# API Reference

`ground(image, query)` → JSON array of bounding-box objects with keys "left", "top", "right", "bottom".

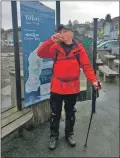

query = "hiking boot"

[
  {"left": 66, "top": 134, "right": 76, "bottom": 147},
  {"left": 49, "top": 137, "right": 58, "bottom": 150}
]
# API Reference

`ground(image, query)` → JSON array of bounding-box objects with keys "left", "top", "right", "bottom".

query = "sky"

[{"left": 1, "top": 1, "right": 119, "bottom": 30}]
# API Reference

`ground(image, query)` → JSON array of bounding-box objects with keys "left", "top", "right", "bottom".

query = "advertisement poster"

[{"left": 20, "top": 1, "right": 55, "bottom": 107}]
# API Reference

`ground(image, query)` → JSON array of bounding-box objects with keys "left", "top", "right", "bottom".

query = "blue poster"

[{"left": 20, "top": 1, "right": 55, "bottom": 107}]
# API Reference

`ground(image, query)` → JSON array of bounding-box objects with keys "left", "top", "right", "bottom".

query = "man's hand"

[
  {"left": 93, "top": 81, "right": 102, "bottom": 90},
  {"left": 51, "top": 33, "right": 63, "bottom": 43}
]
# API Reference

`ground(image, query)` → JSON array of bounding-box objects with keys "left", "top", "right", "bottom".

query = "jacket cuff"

[{"left": 92, "top": 78, "right": 98, "bottom": 83}]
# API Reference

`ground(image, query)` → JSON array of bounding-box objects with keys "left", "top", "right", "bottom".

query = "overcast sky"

[{"left": 1, "top": 1, "right": 119, "bottom": 30}]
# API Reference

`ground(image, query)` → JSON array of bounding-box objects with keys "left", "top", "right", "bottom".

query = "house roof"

[
  {"left": 98, "top": 19, "right": 105, "bottom": 28},
  {"left": 2, "top": 27, "right": 21, "bottom": 39},
  {"left": 103, "top": 16, "right": 119, "bottom": 28},
  {"left": 4, "top": 27, "right": 21, "bottom": 35}
]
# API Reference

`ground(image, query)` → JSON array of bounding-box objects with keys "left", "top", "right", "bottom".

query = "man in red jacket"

[{"left": 37, "top": 24, "right": 99, "bottom": 150}]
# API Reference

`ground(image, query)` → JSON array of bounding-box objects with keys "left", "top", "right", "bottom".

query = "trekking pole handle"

[
  {"left": 98, "top": 81, "right": 102, "bottom": 89},
  {"left": 96, "top": 81, "right": 102, "bottom": 98}
]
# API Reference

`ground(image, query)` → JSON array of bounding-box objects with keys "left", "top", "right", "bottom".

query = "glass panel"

[
  {"left": 1, "top": 1, "right": 22, "bottom": 110},
  {"left": 1, "top": 1, "right": 14, "bottom": 110}
]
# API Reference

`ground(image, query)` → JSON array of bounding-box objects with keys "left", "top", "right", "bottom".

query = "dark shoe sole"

[
  {"left": 69, "top": 143, "right": 76, "bottom": 147},
  {"left": 49, "top": 146, "right": 56, "bottom": 150}
]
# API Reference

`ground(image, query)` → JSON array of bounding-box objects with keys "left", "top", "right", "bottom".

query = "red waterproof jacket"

[{"left": 37, "top": 39, "right": 97, "bottom": 94}]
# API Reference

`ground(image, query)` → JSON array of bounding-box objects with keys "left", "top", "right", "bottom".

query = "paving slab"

[{"left": 1, "top": 82, "right": 119, "bottom": 157}]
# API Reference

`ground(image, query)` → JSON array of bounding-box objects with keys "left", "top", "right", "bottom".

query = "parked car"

[
  {"left": 97, "top": 40, "right": 119, "bottom": 50},
  {"left": 97, "top": 39, "right": 106, "bottom": 46}
]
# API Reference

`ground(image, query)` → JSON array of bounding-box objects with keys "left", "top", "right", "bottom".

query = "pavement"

[{"left": 1, "top": 82, "right": 119, "bottom": 157}]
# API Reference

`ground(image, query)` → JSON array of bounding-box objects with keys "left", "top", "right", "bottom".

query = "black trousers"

[{"left": 50, "top": 92, "right": 78, "bottom": 138}]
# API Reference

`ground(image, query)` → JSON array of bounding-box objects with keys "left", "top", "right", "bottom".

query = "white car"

[{"left": 97, "top": 40, "right": 119, "bottom": 50}]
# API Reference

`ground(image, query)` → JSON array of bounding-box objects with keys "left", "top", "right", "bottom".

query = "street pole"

[
  {"left": 11, "top": 1, "right": 22, "bottom": 111},
  {"left": 56, "top": 1, "right": 60, "bottom": 30},
  {"left": 92, "top": 18, "right": 98, "bottom": 113}
]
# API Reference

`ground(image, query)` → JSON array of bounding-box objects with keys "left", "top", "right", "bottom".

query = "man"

[{"left": 37, "top": 24, "right": 99, "bottom": 150}]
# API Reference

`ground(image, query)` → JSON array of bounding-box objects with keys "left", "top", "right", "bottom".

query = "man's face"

[{"left": 59, "top": 28, "right": 73, "bottom": 42}]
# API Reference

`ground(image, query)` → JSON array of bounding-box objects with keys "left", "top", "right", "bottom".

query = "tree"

[
  {"left": 73, "top": 29, "right": 81, "bottom": 42},
  {"left": 73, "top": 20, "right": 79, "bottom": 25},
  {"left": 85, "top": 21, "right": 90, "bottom": 25},
  {"left": 68, "top": 19, "right": 72, "bottom": 26},
  {"left": 72, "top": 20, "right": 79, "bottom": 31},
  {"left": 105, "top": 14, "right": 112, "bottom": 23},
  {"left": 1, "top": 28, "right": 5, "bottom": 34},
  {"left": 84, "top": 24, "right": 91, "bottom": 30}
]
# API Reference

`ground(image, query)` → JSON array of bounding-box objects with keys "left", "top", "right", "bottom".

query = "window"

[
  {"left": 102, "top": 41, "right": 119, "bottom": 48},
  {"left": 114, "top": 23, "right": 118, "bottom": 30}
]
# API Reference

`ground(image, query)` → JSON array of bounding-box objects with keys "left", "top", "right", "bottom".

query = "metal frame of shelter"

[{"left": 11, "top": 1, "right": 98, "bottom": 113}]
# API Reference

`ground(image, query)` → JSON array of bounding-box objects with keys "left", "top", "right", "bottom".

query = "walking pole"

[
  {"left": 83, "top": 18, "right": 99, "bottom": 150},
  {"left": 83, "top": 105, "right": 94, "bottom": 149},
  {"left": 83, "top": 82, "right": 101, "bottom": 150}
]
